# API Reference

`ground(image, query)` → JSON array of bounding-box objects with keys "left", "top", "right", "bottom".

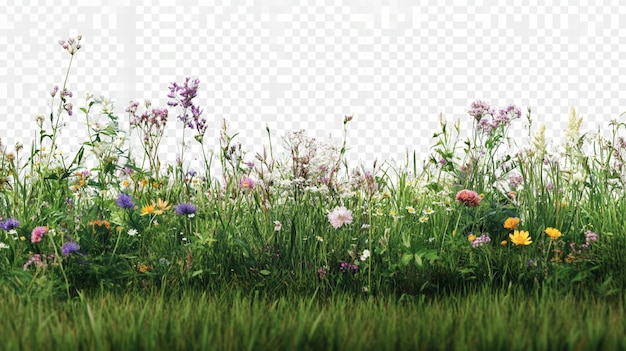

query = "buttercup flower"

[
  {"left": 455, "top": 189, "right": 481, "bottom": 207},
  {"left": 509, "top": 230, "right": 532, "bottom": 246},
  {"left": 327, "top": 206, "right": 353, "bottom": 229},
  {"left": 544, "top": 227, "right": 562, "bottom": 240},
  {"left": 504, "top": 217, "right": 520, "bottom": 230}
]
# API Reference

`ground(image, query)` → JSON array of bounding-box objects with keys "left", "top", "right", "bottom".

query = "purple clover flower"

[
  {"left": 1, "top": 217, "right": 20, "bottom": 231},
  {"left": 62, "top": 241, "right": 80, "bottom": 256},
  {"left": 175, "top": 202, "right": 197, "bottom": 216},
  {"left": 116, "top": 193, "right": 135, "bottom": 209}
]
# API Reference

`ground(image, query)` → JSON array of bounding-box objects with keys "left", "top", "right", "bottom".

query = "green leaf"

[
  {"left": 400, "top": 253, "right": 413, "bottom": 266},
  {"left": 260, "top": 270, "right": 271, "bottom": 276}
]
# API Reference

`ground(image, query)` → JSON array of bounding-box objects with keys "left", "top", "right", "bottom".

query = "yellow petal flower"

[
  {"left": 503, "top": 217, "right": 520, "bottom": 230},
  {"left": 140, "top": 204, "right": 155, "bottom": 216},
  {"left": 544, "top": 227, "right": 562, "bottom": 240},
  {"left": 509, "top": 230, "right": 532, "bottom": 246}
]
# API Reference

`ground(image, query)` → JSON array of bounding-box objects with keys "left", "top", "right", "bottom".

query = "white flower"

[
  {"left": 0, "top": 242, "right": 9, "bottom": 249},
  {"left": 328, "top": 206, "right": 353, "bottom": 229},
  {"left": 128, "top": 228, "right": 138, "bottom": 236},
  {"left": 274, "top": 221, "right": 282, "bottom": 232},
  {"left": 360, "top": 249, "right": 371, "bottom": 261}
]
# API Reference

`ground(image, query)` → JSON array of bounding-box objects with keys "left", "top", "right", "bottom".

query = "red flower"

[{"left": 455, "top": 189, "right": 481, "bottom": 207}]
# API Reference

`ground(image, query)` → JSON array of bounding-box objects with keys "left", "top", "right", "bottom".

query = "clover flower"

[
  {"left": 1, "top": 217, "right": 20, "bottom": 231},
  {"left": 327, "top": 206, "right": 353, "bottom": 229}
]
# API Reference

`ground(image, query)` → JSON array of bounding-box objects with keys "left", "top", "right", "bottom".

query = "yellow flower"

[
  {"left": 154, "top": 198, "right": 172, "bottom": 215},
  {"left": 140, "top": 178, "right": 149, "bottom": 187},
  {"left": 468, "top": 234, "right": 476, "bottom": 242},
  {"left": 140, "top": 204, "right": 155, "bottom": 216},
  {"left": 504, "top": 217, "right": 520, "bottom": 230},
  {"left": 509, "top": 230, "right": 532, "bottom": 246},
  {"left": 138, "top": 262, "right": 152, "bottom": 273},
  {"left": 544, "top": 227, "right": 562, "bottom": 240}
]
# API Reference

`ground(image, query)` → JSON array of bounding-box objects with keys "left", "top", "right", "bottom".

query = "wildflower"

[
  {"left": 419, "top": 216, "right": 428, "bottom": 223},
  {"left": 317, "top": 266, "right": 327, "bottom": 278},
  {"left": 423, "top": 208, "right": 434, "bottom": 215},
  {"left": 175, "top": 202, "right": 197, "bottom": 217},
  {"left": 140, "top": 204, "right": 156, "bottom": 216},
  {"left": 468, "top": 234, "right": 476, "bottom": 242},
  {"left": 0, "top": 242, "right": 9, "bottom": 249},
  {"left": 455, "top": 189, "right": 481, "bottom": 207},
  {"left": 316, "top": 236, "right": 324, "bottom": 242},
  {"left": 274, "top": 220, "right": 282, "bottom": 232},
  {"left": 23, "top": 254, "right": 45, "bottom": 270},
  {"left": 128, "top": 228, "right": 138, "bottom": 236},
  {"left": 405, "top": 206, "right": 416, "bottom": 214},
  {"left": 565, "top": 254, "right": 575, "bottom": 264},
  {"left": 119, "top": 179, "right": 131, "bottom": 189},
  {"left": 327, "top": 206, "right": 353, "bottom": 229},
  {"left": 509, "top": 230, "right": 532, "bottom": 246},
  {"left": 31, "top": 226, "right": 48, "bottom": 243},
  {"left": 472, "top": 234, "right": 491, "bottom": 248},
  {"left": 240, "top": 176, "right": 255, "bottom": 190},
  {"left": 1, "top": 217, "right": 20, "bottom": 231},
  {"left": 61, "top": 241, "right": 80, "bottom": 256},
  {"left": 585, "top": 230, "right": 598, "bottom": 242},
  {"left": 503, "top": 217, "right": 520, "bottom": 230},
  {"left": 500, "top": 240, "right": 507, "bottom": 246},
  {"left": 544, "top": 227, "right": 562, "bottom": 240},
  {"left": 137, "top": 262, "right": 152, "bottom": 273},
  {"left": 468, "top": 100, "right": 495, "bottom": 121},
  {"left": 154, "top": 198, "right": 172, "bottom": 214},
  {"left": 116, "top": 193, "right": 135, "bottom": 209},
  {"left": 59, "top": 36, "right": 82, "bottom": 55},
  {"left": 360, "top": 249, "right": 371, "bottom": 261}
]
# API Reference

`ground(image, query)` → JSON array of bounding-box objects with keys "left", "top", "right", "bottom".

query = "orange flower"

[
  {"left": 500, "top": 240, "right": 507, "bottom": 246},
  {"left": 504, "top": 217, "right": 520, "bottom": 230},
  {"left": 544, "top": 227, "right": 562, "bottom": 240},
  {"left": 468, "top": 234, "right": 476, "bottom": 242},
  {"left": 140, "top": 204, "right": 155, "bottom": 216}
]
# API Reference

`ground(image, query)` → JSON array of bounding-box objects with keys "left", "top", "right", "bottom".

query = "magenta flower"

[
  {"left": 240, "top": 176, "right": 255, "bottom": 190},
  {"left": 327, "top": 206, "right": 353, "bottom": 229},
  {"left": 31, "top": 226, "right": 48, "bottom": 243}
]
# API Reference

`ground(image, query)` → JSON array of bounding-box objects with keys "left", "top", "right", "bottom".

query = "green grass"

[{"left": 2, "top": 287, "right": 624, "bottom": 351}]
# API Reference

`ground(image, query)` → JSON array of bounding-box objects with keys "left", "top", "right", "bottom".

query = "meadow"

[{"left": 2, "top": 36, "right": 626, "bottom": 350}]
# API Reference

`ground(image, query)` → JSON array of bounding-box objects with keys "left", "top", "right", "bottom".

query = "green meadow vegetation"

[{"left": 2, "top": 35, "right": 626, "bottom": 350}]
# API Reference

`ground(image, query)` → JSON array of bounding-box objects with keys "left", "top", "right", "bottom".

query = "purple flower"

[
  {"left": 175, "top": 202, "right": 197, "bottom": 216},
  {"left": 116, "top": 193, "right": 135, "bottom": 209},
  {"left": 240, "top": 176, "right": 255, "bottom": 190},
  {"left": 62, "top": 241, "right": 80, "bottom": 256},
  {"left": 468, "top": 100, "right": 495, "bottom": 121},
  {"left": 472, "top": 233, "right": 491, "bottom": 248},
  {"left": 1, "top": 218, "right": 20, "bottom": 231},
  {"left": 168, "top": 77, "right": 207, "bottom": 139}
]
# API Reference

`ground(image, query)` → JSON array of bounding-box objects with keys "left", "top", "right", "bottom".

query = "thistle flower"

[
  {"left": 327, "top": 206, "right": 353, "bottom": 229},
  {"left": 0, "top": 217, "right": 20, "bottom": 231},
  {"left": 175, "top": 202, "right": 197, "bottom": 216},
  {"left": 115, "top": 193, "right": 135, "bottom": 209},
  {"left": 61, "top": 241, "right": 80, "bottom": 256}
]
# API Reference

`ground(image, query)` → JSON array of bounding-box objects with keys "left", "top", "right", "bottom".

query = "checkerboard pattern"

[{"left": 0, "top": 0, "right": 624, "bottom": 174}]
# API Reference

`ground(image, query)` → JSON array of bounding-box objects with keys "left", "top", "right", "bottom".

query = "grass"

[
  {"left": 2, "top": 35, "right": 626, "bottom": 350},
  {"left": 2, "top": 287, "right": 625, "bottom": 351}
]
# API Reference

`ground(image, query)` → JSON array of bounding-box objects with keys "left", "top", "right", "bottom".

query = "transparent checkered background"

[{"left": 0, "top": 1, "right": 624, "bottom": 175}]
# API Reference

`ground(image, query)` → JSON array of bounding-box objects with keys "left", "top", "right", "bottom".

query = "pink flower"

[
  {"left": 455, "top": 189, "right": 482, "bottom": 207},
  {"left": 327, "top": 206, "right": 353, "bottom": 229},
  {"left": 31, "top": 226, "right": 48, "bottom": 243},
  {"left": 240, "top": 176, "right": 255, "bottom": 190}
]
